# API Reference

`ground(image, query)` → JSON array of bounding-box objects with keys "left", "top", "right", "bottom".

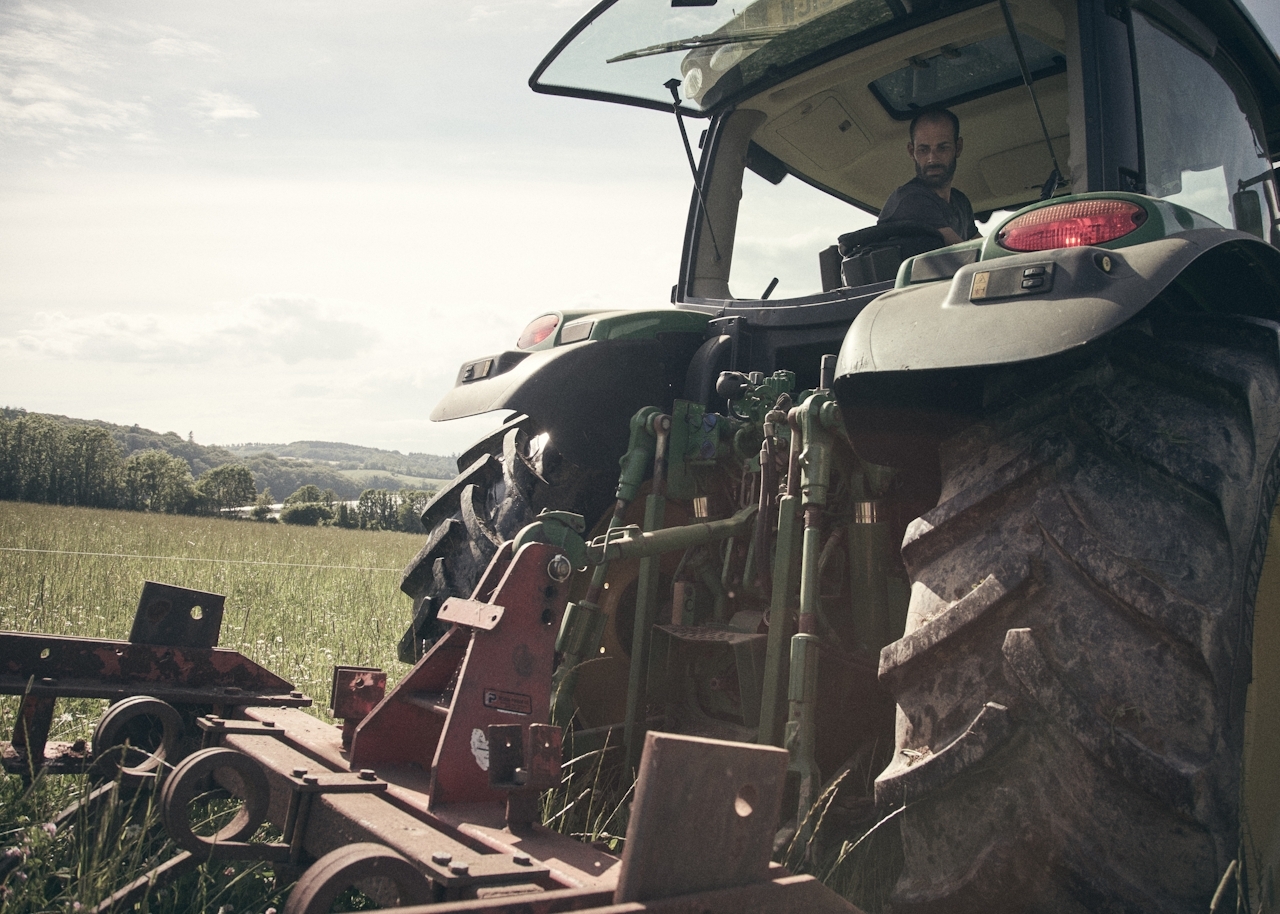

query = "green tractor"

[{"left": 400, "top": 0, "right": 1280, "bottom": 908}]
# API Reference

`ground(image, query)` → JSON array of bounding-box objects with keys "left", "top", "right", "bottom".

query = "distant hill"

[
  {"left": 1, "top": 408, "right": 456, "bottom": 500},
  {"left": 1, "top": 407, "right": 239, "bottom": 477},
  {"left": 222, "top": 441, "right": 458, "bottom": 480}
]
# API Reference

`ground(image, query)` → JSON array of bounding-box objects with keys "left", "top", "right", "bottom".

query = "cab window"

[
  {"left": 1132, "top": 9, "right": 1275, "bottom": 237},
  {"left": 705, "top": 0, "right": 1080, "bottom": 302},
  {"left": 728, "top": 168, "right": 872, "bottom": 300}
]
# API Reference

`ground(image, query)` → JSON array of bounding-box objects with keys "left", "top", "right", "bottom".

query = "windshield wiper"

[{"left": 607, "top": 26, "right": 787, "bottom": 63}]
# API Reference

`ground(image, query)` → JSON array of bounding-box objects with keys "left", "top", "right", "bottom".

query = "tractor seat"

[{"left": 832, "top": 222, "right": 946, "bottom": 288}]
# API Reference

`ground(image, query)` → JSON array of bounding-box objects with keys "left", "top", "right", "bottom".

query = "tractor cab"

[{"left": 533, "top": 0, "right": 1279, "bottom": 321}]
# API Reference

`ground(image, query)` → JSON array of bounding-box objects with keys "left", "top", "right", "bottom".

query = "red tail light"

[
  {"left": 516, "top": 314, "right": 559, "bottom": 349},
  {"left": 997, "top": 200, "right": 1147, "bottom": 252}
]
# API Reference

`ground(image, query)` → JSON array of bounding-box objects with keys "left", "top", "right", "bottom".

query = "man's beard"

[{"left": 916, "top": 157, "right": 956, "bottom": 189}]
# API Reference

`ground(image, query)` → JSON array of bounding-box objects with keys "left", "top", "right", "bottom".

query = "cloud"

[
  {"left": 0, "top": 4, "right": 151, "bottom": 145},
  {"left": 189, "top": 90, "right": 259, "bottom": 121},
  {"left": 147, "top": 36, "right": 217, "bottom": 59},
  {"left": 5, "top": 296, "right": 379, "bottom": 364},
  {"left": 0, "top": 72, "right": 148, "bottom": 135},
  {"left": 0, "top": 5, "right": 104, "bottom": 74},
  {"left": 0, "top": 4, "right": 245, "bottom": 151}
]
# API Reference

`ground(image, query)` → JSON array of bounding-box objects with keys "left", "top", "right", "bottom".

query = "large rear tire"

[
  {"left": 877, "top": 315, "right": 1280, "bottom": 912},
  {"left": 397, "top": 417, "right": 614, "bottom": 662}
]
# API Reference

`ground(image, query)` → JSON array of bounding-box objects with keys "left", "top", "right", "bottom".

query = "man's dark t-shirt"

[{"left": 879, "top": 177, "right": 978, "bottom": 241}]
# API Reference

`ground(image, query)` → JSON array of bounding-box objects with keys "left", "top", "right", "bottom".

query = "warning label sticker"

[{"left": 483, "top": 688, "right": 533, "bottom": 715}]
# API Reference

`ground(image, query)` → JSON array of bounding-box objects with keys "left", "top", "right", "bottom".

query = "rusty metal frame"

[{"left": 1, "top": 581, "right": 308, "bottom": 776}]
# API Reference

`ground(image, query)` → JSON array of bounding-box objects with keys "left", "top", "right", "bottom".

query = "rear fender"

[
  {"left": 432, "top": 309, "right": 708, "bottom": 470},
  {"left": 834, "top": 229, "right": 1280, "bottom": 465},
  {"left": 837, "top": 229, "right": 1280, "bottom": 377}
]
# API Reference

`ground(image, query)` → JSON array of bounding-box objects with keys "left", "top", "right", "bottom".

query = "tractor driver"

[{"left": 878, "top": 108, "right": 978, "bottom": 245}]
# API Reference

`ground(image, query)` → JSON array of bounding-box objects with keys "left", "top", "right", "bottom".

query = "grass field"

[
  {"left": 0, "top": 501, "right": 422, "bottom": 699},
  {"left": 0, "top": 501, "right": 425, "bottom": 912}
]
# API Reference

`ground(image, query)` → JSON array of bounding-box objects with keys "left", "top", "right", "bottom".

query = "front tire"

[{"left": 877, "top": 315, "right": 1280, "bottom": 912}]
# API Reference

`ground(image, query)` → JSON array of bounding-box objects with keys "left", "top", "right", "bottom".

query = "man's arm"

[{"left": 879, "top": 186, "right": 961, "bottom": 244}]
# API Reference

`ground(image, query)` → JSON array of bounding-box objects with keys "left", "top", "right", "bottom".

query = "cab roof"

[{"left": 530, "top": 0, "right": 1280, "bottom": 152}]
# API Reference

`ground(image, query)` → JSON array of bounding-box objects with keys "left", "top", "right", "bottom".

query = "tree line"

[
  {"left": 276, "top": 485, "right": 433, "bottom": 533},
  {"left": 0, "top": 412, "right": 254, "bottom": 514},
  {"left": 0, "top": 412, "right": 436, "bottom": 532}
]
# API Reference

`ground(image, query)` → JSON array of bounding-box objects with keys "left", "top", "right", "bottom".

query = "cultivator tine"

[
  {"left": 10, "top": 692, "right": 56, "bottom": 778},
  {"left": 90, "top": 851, "right": 200, "bottom": 914},
  {"left": 52, "top": 781, "right": 117, "bottom": 831}
]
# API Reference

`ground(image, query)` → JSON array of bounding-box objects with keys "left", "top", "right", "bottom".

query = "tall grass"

[
  {"left": 0, "top": 502, "right": 421, "bottom": 700},
  {"left": 0, "top": 502, "right": 422, "bottom": 912}
]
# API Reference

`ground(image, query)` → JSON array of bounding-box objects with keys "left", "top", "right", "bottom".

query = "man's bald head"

[{"left": 909, "top": 109, "right": 960, "bottom": 144}]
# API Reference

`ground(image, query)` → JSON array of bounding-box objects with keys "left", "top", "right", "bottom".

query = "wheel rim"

[{"left": 91, "top": 695, "right": 183, "bottom": 781}]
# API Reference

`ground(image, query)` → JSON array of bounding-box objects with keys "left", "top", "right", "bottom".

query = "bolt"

[
  {"left": 431, "top": 852, "right": 453, "bottom": 865},
  {"left": 358, "top": 769, "right": 376, "bottom": 780},
  {"left": 261, "top": 720, "right": 276, "bottom": 727},
  {"left": 292, "top": 768, "right": 308, "bottom": 778},
  {"left": 449, "top": 861, "right": 470, "bottom": 875},
  {"left": 290, "top": 691, "right": 303, "bottom": 699},
  {"left": 547, "top": 554, "right": 572, "bottom": 583},
  {"left": 513, "top": 853, "right": 531, "bottom": 866},
  {"left": 302, "top": 774, "right": 319, "bottom": 785},
  {"left": 210, "top": 718, "right": 226, "bottom": 728}
]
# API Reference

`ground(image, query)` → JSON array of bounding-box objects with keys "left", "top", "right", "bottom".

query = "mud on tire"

[
  {"left": 877, "top": 315, "right": 1280, "bottom": 912},
  {"left": 397, "top": 416, "right": 613, "bottom": 662}
]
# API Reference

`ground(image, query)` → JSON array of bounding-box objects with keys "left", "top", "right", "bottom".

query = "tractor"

[{"left": 398, "top": 0, "right": 1280, "bottom": 909}]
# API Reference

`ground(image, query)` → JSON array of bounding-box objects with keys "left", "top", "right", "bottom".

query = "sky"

[
  {"left": 0, "top": 1, "right": 695, "bottom": 455},
  {"left": 2, "top": 0, "right": 1278, "bottom": 457}
]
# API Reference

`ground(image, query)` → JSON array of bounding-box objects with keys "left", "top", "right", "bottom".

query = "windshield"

[{"left": 532, "top": 0, "right": 979, "bottom": 115}]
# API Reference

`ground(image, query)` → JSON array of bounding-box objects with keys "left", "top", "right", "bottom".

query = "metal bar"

[
  {"left": 91, "top": 850, "right": 198, "bottom": 913},
  {"left": 349, "top": 873, "right": 857, "bottom": 913},
  {"left": 757, "top": 495, "right": 800, "bottom": 748},
  {"left": 0, "top": 632, "right": 303, "bottom": 704},
  {"left": 997, "top": 0, "right": 1063, "bottom": 187},
  {"left": 624, "top": 416, "right": 672, "bottom": 771},
  {"left": 586, "top": 506, "right": 757, "bottom": 565},
  {"left": 12, "top": 693, "right": 56, "bottom": 768},
  {"left": 785, "top": 394, "right": 839, "bottom": 825},
  {"left": 220, "top": 726, "right": 553, "bottom": 893}
]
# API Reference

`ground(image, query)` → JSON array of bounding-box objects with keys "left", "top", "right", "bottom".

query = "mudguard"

[
  {"left": 431, "top": 309, "right": 708, "bottom": 470},
  {"left": 833, "top": 224, "right": 1280, "bottom": 466},
  {"left": 835, "top": 228, "right": 1280, "bottom": 378}
]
